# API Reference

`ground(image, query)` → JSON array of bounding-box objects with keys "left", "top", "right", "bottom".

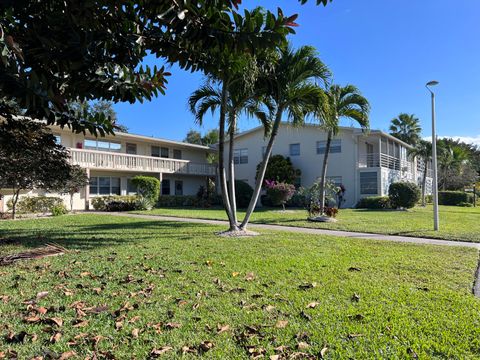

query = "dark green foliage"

[
  {"left": 158, "top": 195, "right": 222, "bottom": 208},
  {"left": 91, "top": 196, "right": 138, "bottom": 212},
  {"left": 130, "top": 176, "right": 160, "bottom": 203},
  {"left": 388, "top": 182, "right": 421, "bottom": 209},
  {"left": 438, "top": 191, "right": 473, "bottom": 206},
  {"left": 355, "top": 196, "right": 392, "bottom": 210},
  {"left": 257, "top": 155, "right": 301, "bottom": 184},
  {"left": 231, "top": 180, "right": 254, "bottom": 208},
  {"left": 7, "top": 196, "right": 64, "bottom": 214}
]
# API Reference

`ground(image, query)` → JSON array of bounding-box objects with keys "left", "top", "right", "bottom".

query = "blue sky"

[{"left": 114, "top": 0, "right": 480, "bottom": 145}]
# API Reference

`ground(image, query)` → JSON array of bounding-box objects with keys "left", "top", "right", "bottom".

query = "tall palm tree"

[
  {"left": 189, "top": 79, "right": 269, "bottom": 228},
  {"left": 409, "top": 140, "right": 432, "bottom": 206},
  {"left": 316, "top": 84, "right": 370, "bottom": 214},
  {"left": 240, "top": 45, "right": 331, "bottom": 230},
  {"left": 389, "top": 113, "right": 421, "bottom": 145}
]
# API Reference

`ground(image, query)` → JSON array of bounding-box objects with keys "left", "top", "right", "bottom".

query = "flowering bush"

[
  {"left": 264, "top": 180, "right": 296, "bottom": 210},
  {"left": 324, "top": 206, "right": 339, "bottom": 218}
]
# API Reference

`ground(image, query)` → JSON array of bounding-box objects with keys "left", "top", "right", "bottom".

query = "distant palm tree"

[
  {"left": 409, "top": 140, "right": 432, "bottom": 206},
  {"left": 240, "top": 45, "right": 331, "bottom": 230},
  {"left": 389, "top": 113, "right": 421, "bottom": 145},
  {"left": 438, "top": 143, "right": 469, "bottom": 190},
  {"left": 316, "top": 84, "right": 370, "bottom": 214}
]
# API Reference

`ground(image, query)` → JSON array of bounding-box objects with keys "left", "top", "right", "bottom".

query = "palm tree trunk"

[
  {"left": 319, "top": 130, "right": 333, "bottom": 214},
  {"left": 217, "top": 80, "right": 236, "bottom": 231},
  {"left": 240, "top": 108, "right": 283, "bottom": 230},
  {"left": 421, "top": 163, "right": 427, "bottom": 207},
  {"left": 228, "top": 112, "right": 237, "bottom": 224}
]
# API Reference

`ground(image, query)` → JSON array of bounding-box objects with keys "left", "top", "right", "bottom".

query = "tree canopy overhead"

[{"left": 1, "top": 1, "right": 331, "bottom": 135}]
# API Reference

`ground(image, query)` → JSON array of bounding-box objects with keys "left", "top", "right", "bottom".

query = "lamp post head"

[{"left": 426, "top": 80, "right": 439, "bottom": 87}]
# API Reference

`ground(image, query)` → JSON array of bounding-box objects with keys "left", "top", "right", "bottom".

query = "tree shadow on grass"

[{"left": 0, "top": 219, "right": 217, "bottom": 252}]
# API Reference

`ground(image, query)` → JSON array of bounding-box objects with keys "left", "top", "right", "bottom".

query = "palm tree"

[
  {"left": 389, "top": 113, "right": 421, "bottom": 145},
  {"left": 438, "top": 143, "right": 469, "bottom": 190},
  {"left": 316, "top": 84, "right": 370, "bottom": 215},
  {"left": 240, "top": 45, "right": 331, "bottom": 230},
  {"left": 409, "top": 140, "right": 432, "bottom": 206},
  {"left": 189, "top": 78, "right": 269, "bottom": 228}
]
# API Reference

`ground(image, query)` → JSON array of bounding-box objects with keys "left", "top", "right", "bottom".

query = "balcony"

[
  {"left": 358, "top": 153, "right": 415, "bottom": 173},
  {"left": 69, "top": 148, "right": 216, "bottom": 176}
]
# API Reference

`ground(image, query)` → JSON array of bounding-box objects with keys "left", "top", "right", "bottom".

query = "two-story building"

[
  {"left": 225, "top": 123, "right": 433, "bottom": 208},
  {"left": 0, "top": 125, "right": 216, "bottom": 212}
]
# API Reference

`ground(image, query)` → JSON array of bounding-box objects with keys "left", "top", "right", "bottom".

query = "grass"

[
  {"left": 1, "top": 214, "right": 480, "bottom": 358},
  {"left": 133, "top": 205, "right": 480, "bottom": 242}
]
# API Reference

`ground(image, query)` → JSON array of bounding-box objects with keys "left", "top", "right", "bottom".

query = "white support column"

[
  {"left": 159, "top": 172, "right": 163, "bottom": 195},
  {"left": 85, "top": 168, "right": 90, "bottom": 210}
]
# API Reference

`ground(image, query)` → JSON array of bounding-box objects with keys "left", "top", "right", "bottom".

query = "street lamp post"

[{"left": 426, "top": 80, "right": 439, "bottom": 231}]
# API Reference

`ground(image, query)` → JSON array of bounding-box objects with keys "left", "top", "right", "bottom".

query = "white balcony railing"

[
  {"left": 358, "top": 153, "right": 415, "bottom": 173},
  {"left": 69, "top": 148, "right": 216, "bottom": 176}
]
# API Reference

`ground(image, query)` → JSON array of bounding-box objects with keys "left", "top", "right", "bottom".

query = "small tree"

[
  {"left": 264, "top": 180, "right": 295, "bottom": 210},
  {"left": 388, "top": 182, "right": 420, "bottom": 209},
  {"left": 60, "top": 166, "right": 89, "bottom": 211},
  {"left": 131, "top": 176, "right": 160, "bottom": 205},
  {"left": 256, "top": 155, "right": 301, "bottom": 185},
  {"left": 0, "top": 119, "right": 72, "bottom": 219}
]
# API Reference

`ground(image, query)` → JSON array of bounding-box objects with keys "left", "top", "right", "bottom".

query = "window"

[
  {"left": 127, "top": 178, "right": 137, "bottom": 195},
  {"left": 126, "top": 143, "right": 137, "bottom": 155},
  {"left": 89, "top": 177, "right": 121, "bottom": 196},
  {"left": 289, "top": 143, "right": 300, "bottom": 156},
  {"left": 161, "top": 147, "right": 169, "bottom": 158},
  {"left": 234, "top": 149, "right": 248, "bottom": 164},
  {"left": 175, "top": 180, "right": 183, "bottom": 195},
  {"left": 54, "top": 135, "right": 61, "bottom": 145},
  {"left": 317, "top": 139, "right": 341, "bottom": 154},
  {"left": 327, "top": 176, "right": 343, "bottom": 187},
  {"left": 151, "top": 146, "right": 160, "bottom": 157},
  {"left": 84, "top": 139, "right": 121, "bottom": 152},
  {"left": 161, "top": 179, "right": 170, "bottom": 195},
  {"left": 173, "top": 149, "right": 182, "bottom": 159},
  {"left": 360, "top": 172, "right": 378, "bottom": 195}
]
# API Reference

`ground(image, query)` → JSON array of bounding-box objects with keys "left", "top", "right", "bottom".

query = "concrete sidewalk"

[{"left": 91, "top": 212, "right": 480, "bottom": 250}]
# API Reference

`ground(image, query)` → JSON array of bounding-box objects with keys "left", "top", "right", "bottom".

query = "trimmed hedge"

[
  {"left": 130, "top": 176, "right": 160, "bottom": 203},
  {"left": 355, "top": 196, "right": 392, "bottom": 209},
  {"left": 91, "top": 196, "right": 138, "bottom": 211},
  {"left": 389, "top": 182, "right": 420, "bottom": 209},
  {"left": 228, "top": 180, "right": 253, "bottom": 208},
  {"left": 438, "top": 191, "right": 473, "bottom": 206},
  {"left": 157, "top": 194, "right": 222, "bottom": 208},
  {"left": 7, "top": 196, "right": 64, "bottom": 214}
]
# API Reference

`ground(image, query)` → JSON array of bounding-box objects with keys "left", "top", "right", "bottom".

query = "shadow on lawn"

[{"left": 0, "top": 219, "right": 214, "bottom": 251}]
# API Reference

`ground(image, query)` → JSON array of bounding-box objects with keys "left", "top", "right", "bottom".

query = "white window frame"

[
  {"left": 234, "top": 148, "right": 248, "bottom": 164},
  {"left": 317, "top": 139, "right": 341, "bottom": 154},
  {"left": 327, "top": 176, "right": 343, "bottom": 187},
  {"left": 360, "top": 172, "right": 378, "bottom": 195},
  {"left": 89, "top": 176, "right": 121, "bottom": 196},
  {"left": 289, "top": 143, "right": 300, "bottom": 156},
  {"left": 84, "top": 139, "right": 121, "bottom": 152}
]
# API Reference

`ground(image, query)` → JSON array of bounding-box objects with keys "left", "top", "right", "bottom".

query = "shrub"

[
  {"left": 438, "top": 191, "right": 473, "bottom": 206},
  {"left": 130, "top": 176, "right": 160, "bottom": 203},
  {"left": 458, "top": 202, "right": 474, "bottom": 207},
  {"left": 135, "top": 197, "right": 154, "bottom": 211},
  {"left": 264, "top": 180, "right": 296, "bottom": 210},
  {"left": 91, "top": 196, "right": 138, "bottom": 211},
  {"left": 425, "top": 194, "right": 433, "bottom": 204},
  {"left": 286, "top": 192, "right": 307, "bottom": 208},
  {"left": 157, "top": 195, "right": 222, "bottom": 208},
  {"left": 355, "top": 196, "right": 392, "bottom": 209},
  {"left": 256, "top": 155, "right": 301, "bottom": 185},
  {"left": 51, "top": 204, "right": 68, "bottom": 216},
  {"left": 324, "top": 206, "right": 338, "bottom": 218},
  {"left": 229, "top": 180, "right": 253, "bottom": 209},
  {"left": 7, "top": 196, "right": 64, "bottom": 214},
  {"left": 388, "top": 182, "right": 420, "bottom": 209}
]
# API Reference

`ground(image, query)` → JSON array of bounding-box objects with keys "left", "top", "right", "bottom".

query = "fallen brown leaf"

[
  {"left": 245, "top": 272, "right": 255, "bottom": 281},
  {"left": 320, "top": 346, "right": 329, "bottom": 358},
  {"left": 36, "top": 291, "right": 49, "bottom": 299},
  {"left": 217, "top": 324, "right": 230, "bottom": 334},
  {"left": 298, "top": 282, "right": 317, "bottom": 290},
  {"left": 275, "top": 320, "right": 288, "bottom": 329},
  {"left": 59, "top": 351, "right": 76, "bottom": 360},
  {"left": 165, "top": 322, "right": 181, "bottom": 330},
  {"left": 297, "top": 341, "right": 310, "bottom": 350},
  {"left": 131, "top": 328, "right": 140, "bottom": 338},
  {"left": 50, "top": 332, "right": 62, "bottom": 344},
  {"left": 151, "top": 346, "right": 173, "bottom": 356},
  {"left": 306, "top": 301, "right": 319, "bottom": 309},
  {"left": 72, "top": 320, "right": 89, "bottom": 328}
]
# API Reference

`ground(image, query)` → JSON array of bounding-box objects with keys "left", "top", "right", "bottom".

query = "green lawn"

[
  {"left": 1, "top": 215, "right": 480, "bottom": 358},
  {"left": 133, "top": 205, "right": 480, "bottom": 242}
]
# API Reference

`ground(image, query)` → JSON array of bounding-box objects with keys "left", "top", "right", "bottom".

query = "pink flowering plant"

[{"left": 264, "top": 180, "right": 296, "bottom": 210}]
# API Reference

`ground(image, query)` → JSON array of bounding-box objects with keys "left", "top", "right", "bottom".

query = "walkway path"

[{"left": 93, "top": 212, "right": 480, "bottom": 250}]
